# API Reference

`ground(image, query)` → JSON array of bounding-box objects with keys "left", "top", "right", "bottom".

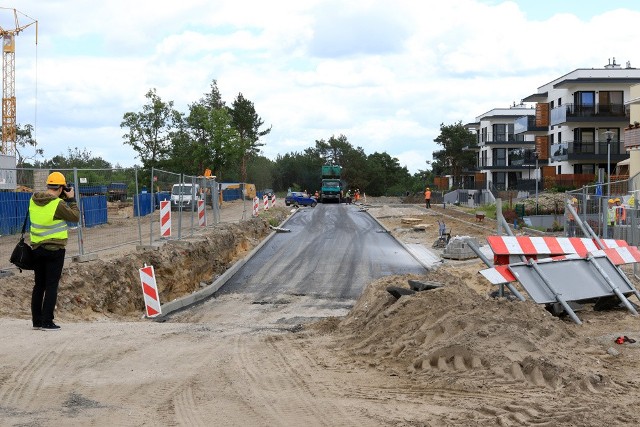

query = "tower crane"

[{"left": 0, "top": 8, "right": 37, "bottom": 158}]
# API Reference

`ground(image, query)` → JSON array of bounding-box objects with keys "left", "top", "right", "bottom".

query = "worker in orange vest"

[{"left": 424, "top": 187, "right": 431, "bottom": 209}]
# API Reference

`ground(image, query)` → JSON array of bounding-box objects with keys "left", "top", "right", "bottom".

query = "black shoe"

[
  {"left": 32, "top": 321, "right": 42, "bottom": 330},
  {"left": 40, "top": 322, "right": 61, "bottom": 331}
]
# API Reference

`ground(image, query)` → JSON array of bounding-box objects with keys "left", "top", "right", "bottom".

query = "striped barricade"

[
  {"left": 139, "top": 264, "right": 161, "bottom": 318},
  {"left": 480, "top": 246, "right": 640, "bottom": 285},
  {"left": 253, "top": 197, "right": 259, "bottom": 216},
  {"left": 197, "top": 200, "right": 206, "bottom": 227},
  {"left": 159, "top": 200, "right": 171, "bottom": 237},
  {"left": 487, "top": 236, "right": 629, "bottom": 265}
]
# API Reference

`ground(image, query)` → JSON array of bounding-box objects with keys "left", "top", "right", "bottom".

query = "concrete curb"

[
  {"left": 362, "top": 205, "right": 435, "bottom": 272},
  {"left": 154, "top": 208, "right": 299, "bottom": 320}
]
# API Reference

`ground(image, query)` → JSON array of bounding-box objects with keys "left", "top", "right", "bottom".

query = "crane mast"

[{"left": 0, "top": 8, "right": 36, "bottom": 158}]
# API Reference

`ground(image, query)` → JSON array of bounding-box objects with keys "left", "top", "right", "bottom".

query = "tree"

[
  {"left": 38, "top": 147, "right": 111, "bottom": 169},
  {"left": 432, "top": 122, "right": 477, "bottom": 187},
  {"left": 229, "top": 93, "right": 271, "bottom": 182},
  {"left": 13, "top": 124, "right": 42, "bottom": 167},
  {"left": 365, "top": 152, "right": 410, "bottom": 196},
  {"left": 121, "top": 88, "right": 180, "bottom": 169},
  {"left": 169, "top": 91, "right": 240, "bottom": 178}
]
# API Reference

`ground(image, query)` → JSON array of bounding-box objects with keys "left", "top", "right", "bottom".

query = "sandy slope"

[{"left": 2, "top": 199, "right": 640, "bottom": 426}]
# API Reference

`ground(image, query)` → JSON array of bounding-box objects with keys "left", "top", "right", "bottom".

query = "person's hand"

[{"left": 64, "top": 187, "right": 75, "bottom": 199}]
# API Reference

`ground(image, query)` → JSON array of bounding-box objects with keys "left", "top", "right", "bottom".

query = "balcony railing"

[
  {"left": 478, "top": 132, "right": 531, "bottom": 145},
  {"left": 550, "top": 103, "right": 629, "bottom": 126},
  {"left": 550, "top": 140, "right": 625, "bottom": 161},
  {"left": 514, "top": 115, "right": 547, "bottom": 134}
]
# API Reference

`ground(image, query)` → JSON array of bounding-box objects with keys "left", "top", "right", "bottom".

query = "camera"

[{"left": 59, "top": 186, "right": 72, "bottom": 199}]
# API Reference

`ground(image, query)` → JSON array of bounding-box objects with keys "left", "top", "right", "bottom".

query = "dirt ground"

[{"left": 3, "top": 198, "right": 640, "bottom": 426}]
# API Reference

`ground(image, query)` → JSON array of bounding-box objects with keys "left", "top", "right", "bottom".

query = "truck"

[
  {"left": 320, "top": 165, "right": 342, "bottom": 203},
  {"left": 171, "top": 183, "right": 201, "bottom": 211},
  {"left": 107, "top": 182, "right": 128, "bottom": 202}
]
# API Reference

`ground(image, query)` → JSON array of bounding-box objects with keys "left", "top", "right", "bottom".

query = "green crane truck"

[{"left": 320, "top": 165, "right": 342, "bottom": 203}]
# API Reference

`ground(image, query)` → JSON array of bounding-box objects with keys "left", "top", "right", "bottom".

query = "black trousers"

[
  {"left": 425, "top": 199, "right": 431, "bottom": 208},
  {"left": 32, "top": 247, "right": 66, "bottom": 324}
]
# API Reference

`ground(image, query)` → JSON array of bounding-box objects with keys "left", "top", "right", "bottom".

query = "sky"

[{"left": 2, "top": 0, "right": 640, "bottom": 174}]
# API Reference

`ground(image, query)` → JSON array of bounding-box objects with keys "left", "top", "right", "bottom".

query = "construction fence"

[
  {"left": 0, "top": 166, "right": 259, "bottom": 273},
  {"left": 565, "top": 174, "right": 640, "bottom": 245}
]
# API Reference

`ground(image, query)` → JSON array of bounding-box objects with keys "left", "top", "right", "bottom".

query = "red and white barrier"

[
  {"left": 487, "top": 236, "right": 629, "bottom": 265},
  {"left": 197, "top": 200, "right": 206, "bottom": 226},
  {"left": 479, "top": 246, "right": 640, "bottom": 285},
  {"left": 253, "top": 197, "right": 259, "bottom": 216},
  {"left": 263, "top": 194, "right": 269, "bottom": 210},
  {"left": 159, "top": 200, "right": 171, "bottom": 237},
  {"left": 271, "top": 193, "right": 276, "bottom": 208},
  {"left": 139, "top": 264, "right": 161, "bottom": 317}
]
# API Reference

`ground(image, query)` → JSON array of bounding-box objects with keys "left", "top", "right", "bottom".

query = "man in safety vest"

[
  {"left": 567, "top": 197, "right": 578, "bottom": 237},
  {"left": 29, "top": 171, "right": 80, "bottom": 331},
  {"left": 424, "top": 187, "right": 431, "bottom": 209},
  {"left": 607, "top": 198, "right": 616, "bottom": 239},
  {"left": 615, "top": 197, "right": 626, "bottom": 225}
]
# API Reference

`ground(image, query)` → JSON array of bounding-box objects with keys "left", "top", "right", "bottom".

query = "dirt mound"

[{"left": 321, "top": 266, "right": 622, "bottom": 396}]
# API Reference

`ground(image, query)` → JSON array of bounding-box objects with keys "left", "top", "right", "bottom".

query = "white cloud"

[{"left": 5, "top": 1, "right": 640, "bottom": 175}]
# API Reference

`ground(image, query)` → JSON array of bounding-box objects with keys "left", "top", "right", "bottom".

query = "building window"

[
  {"left": 493, "top": 148, "right": 506, "bottom": 166},
  {"left": 573, "top": 128, "right": 595, "bottom": 154},
  {"left": 493, "top": 124, "right": 507, "bottom": 142},
  {"left": 493, "top": 172, "right": 506, "bottom": 190},
  {"left": 599, "top": 91, "right": 624, "bottom": 114},
  {"left": 574, "top": 91, "right": 595, "bottom": 116}
]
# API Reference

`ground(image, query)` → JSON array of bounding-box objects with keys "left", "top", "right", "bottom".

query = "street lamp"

[{"left": 604, "top": 129, "right": 614, "bottom": 199}]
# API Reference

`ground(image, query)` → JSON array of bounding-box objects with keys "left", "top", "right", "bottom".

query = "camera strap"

[{"left": 20, "top": 209, "right": 29, "bottom": 237}]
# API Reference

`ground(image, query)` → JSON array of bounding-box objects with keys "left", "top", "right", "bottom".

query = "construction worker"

[
  {"left": 424, "top": 187, "right": 431, "bottom": 209},
  {"left": 29, "top": 172, "right": 80, "bottom": 331},
  {"left": 567, "top": 197, "right": 578, "bottom": 237},
  {"left": 607, "top": 198, "right": 616, "bottom": 238},
  {"left": 615, "top": 197, "right": 626, "bottom": 225}
]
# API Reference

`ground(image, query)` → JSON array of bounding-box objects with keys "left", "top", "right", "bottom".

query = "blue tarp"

[
  {"left": 222, "top": 188, "right": 242, "bottom": 201},
  {"left": 81, "top": 195, "right": 107, "bottom": 227},
  {"left": 0, "top": 192, "right": 17, "bottom": 235},
  {"left": 134, "top": 193, "right": 154, "bottom": 217}
]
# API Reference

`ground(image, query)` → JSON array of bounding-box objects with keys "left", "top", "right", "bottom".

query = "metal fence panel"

[{"left": 0, "top": 166, "right": 225, "bottom": 272}]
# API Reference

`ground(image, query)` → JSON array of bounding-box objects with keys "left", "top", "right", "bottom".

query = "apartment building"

[
  {"left": 518, "top": 59, "right": 640, "bottom": 187},
  {"left": 466, "top": 104, "right": 539, "bottom": 191}
]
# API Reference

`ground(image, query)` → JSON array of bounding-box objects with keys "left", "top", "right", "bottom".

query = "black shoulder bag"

[{"left": 9, "top": 210, "right": 35, "bottom": 272}]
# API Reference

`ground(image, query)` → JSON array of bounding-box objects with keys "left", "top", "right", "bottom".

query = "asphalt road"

[{"left": 216, "top": 203, "right": 429, "bottom": 301}]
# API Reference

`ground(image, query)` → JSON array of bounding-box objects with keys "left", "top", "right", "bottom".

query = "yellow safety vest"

[{"left": 29, "top": 198, "right": 68, "bottom": 244}]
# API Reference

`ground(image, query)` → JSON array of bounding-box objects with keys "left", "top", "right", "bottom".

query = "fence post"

[
  {"left": 73, "top": 167, "right": 86, "bottom": 257},
  {"left": 135, "top": 167, "right": 143, "bottom": 245},
  {"left": 149, "top": 167, "right": 154, "bottom": 246}
]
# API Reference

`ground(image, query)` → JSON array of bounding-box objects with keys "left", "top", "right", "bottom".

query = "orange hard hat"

[
  {"left": 46, "top": 171, "right": 66, "bottom": 186},
  {"left": 615, "top": 198, "right": 621, "bottom": 202},
  {"left": 608, "top": 198, "right": 615, "bottom": 203}
]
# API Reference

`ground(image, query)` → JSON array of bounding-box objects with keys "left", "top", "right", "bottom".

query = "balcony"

[
  {"left": 514, "top": 115, "right": 547, "bottom": 134},
  {"left": 550, "top": 140, "right": 627, "bottom": 162},
  {"left": 624, "top": 126, "right": 640, "bottom": 150},
  {"left": 478, "top": 132, "right": 534, "bottom": 145},
  {"left": 477, "top": 149, "right": 548, "bottom": 170},
  {"left": 550, "top": 103, "right": 629, "bottom": 126}
]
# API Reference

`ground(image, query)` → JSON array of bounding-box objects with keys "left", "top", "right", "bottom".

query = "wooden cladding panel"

[
  {"left": 535, "top": 135, "right": 549, "bottom": 160},
  {"left": 536, "top": 103, "right": 549, "bottom": 127}
]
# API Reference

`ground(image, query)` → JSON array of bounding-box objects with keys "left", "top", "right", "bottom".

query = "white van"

[{"left": 171, "top": 183, "right": 201, "bottom": 211}]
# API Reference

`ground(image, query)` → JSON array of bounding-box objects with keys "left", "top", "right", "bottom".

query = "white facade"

[
  {"left": 470, "top": 104, "right": 537, "bottom": 191},
  {"left": 521, "top": 61, "right": 640, "bottom": 178}
]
